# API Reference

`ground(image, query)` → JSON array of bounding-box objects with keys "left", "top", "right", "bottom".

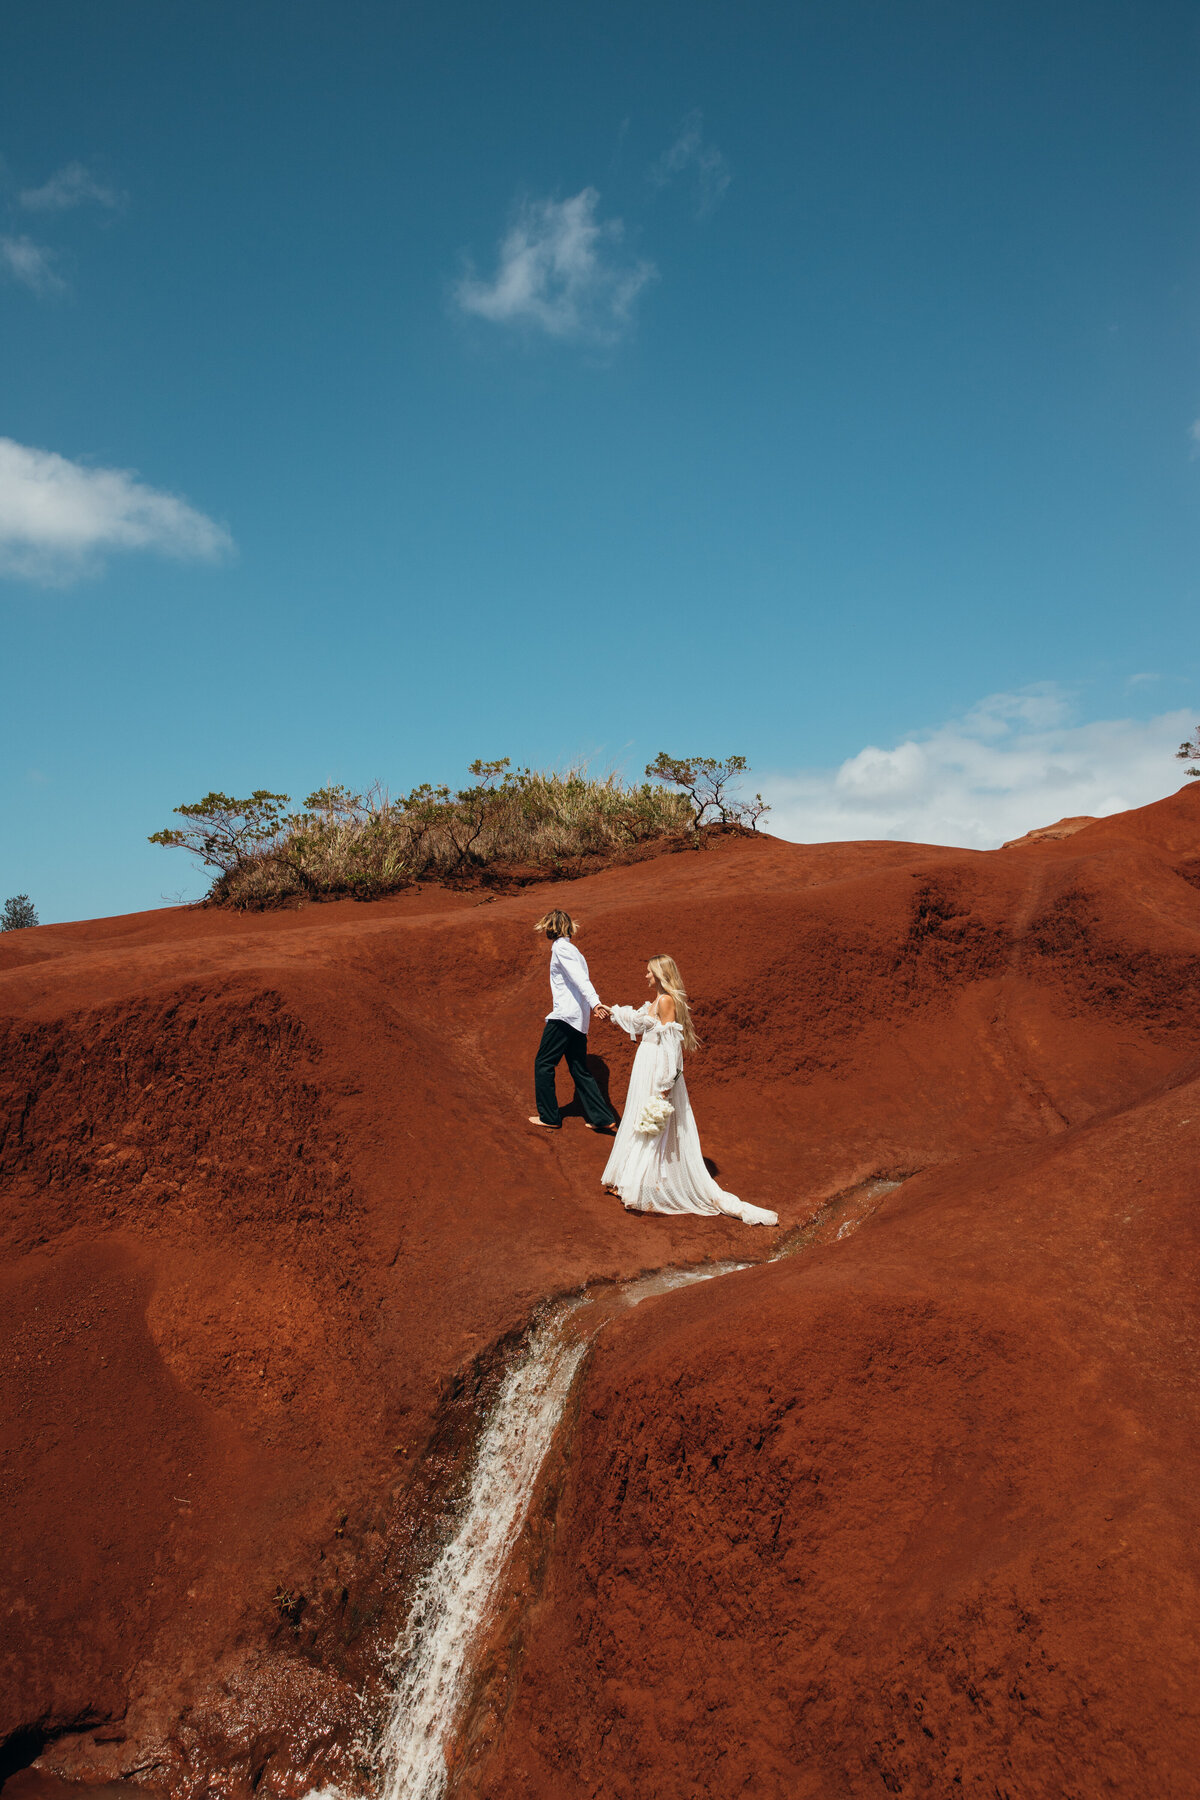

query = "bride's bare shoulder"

[{"left": 654, "top": 994, "right": 677, "bottom": 1024}]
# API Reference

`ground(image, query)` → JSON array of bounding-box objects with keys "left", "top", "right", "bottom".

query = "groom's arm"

[{"left": 564, "top": 943, "right": 607, "bottom": 1018}]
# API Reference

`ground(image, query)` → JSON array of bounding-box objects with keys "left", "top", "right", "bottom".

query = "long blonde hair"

[{"left": 648, "top": 954, "right": 700, "bottom": 1054}]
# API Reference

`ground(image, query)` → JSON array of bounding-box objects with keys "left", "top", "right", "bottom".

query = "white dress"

[{"left": 602, "top": 1004, "right": 778, "bottom": 1227}]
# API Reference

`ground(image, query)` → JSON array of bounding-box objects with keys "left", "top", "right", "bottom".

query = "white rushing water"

[{"left": 376, "top": 1262, "right": 745, "bottom": 1800}]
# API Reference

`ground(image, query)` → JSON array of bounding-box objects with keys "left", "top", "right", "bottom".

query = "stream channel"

[
  {"left": 372, "top": 1170, "right": 912, "bottom": 1800},
  {"left": 376, "top": 1260, "right": 752, "bottom": 1800},
  {"left": 373, "top": 1259, "right": 751, "bottom": 1800}
]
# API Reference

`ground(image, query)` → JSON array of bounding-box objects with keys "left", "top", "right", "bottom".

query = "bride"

[{"left": 601, "top": 955, "right": 778, "bottom": 1227}]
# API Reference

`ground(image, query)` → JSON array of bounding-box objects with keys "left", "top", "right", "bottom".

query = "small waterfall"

[{"left": 376, "top": 1262, "right": 745, "bottom": 1800}]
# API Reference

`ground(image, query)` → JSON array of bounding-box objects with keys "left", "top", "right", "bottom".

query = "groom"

[{"left": 528, "top": 909, "right": 619, "bottom": 1133}]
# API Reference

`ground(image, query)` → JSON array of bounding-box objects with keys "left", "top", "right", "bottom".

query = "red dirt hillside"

[{"left": 2, "top": 786, "right": 1199, "bottom": 1799}]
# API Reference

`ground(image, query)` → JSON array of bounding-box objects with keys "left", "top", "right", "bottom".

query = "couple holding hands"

[{"left": 527, "top": 909, "right": 777, "bottom": 1228}]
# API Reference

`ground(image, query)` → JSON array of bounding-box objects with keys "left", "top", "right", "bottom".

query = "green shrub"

[{"left": 1178, "top": 730, "right": 1200, "bottom": 779}]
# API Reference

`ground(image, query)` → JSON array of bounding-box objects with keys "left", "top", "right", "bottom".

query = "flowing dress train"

[{"left": 602, "top": 1003, "right": 778, "bottom": 1227}]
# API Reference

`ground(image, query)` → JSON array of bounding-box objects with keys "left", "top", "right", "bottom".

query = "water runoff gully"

[
  {"left": 374, "top": 1262, "right": 748, "bottom": 1800},
  {"left": 356, "top": 1173, "right": 908, "bottom": 1800}
]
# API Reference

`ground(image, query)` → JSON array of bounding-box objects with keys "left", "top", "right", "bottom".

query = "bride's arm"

[
  {"left": 656, "top": 1027, "right": 684, "bottom": 1095},
  {"left": 607, "top": 1003, "right": 654, "bottom": 1040}
]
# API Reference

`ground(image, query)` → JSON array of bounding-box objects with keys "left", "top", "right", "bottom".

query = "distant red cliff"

[{"left": 3, "top": 787, "right": 1199, "bottom": 1799}]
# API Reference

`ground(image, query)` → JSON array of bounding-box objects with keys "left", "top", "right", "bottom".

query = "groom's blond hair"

[{"left": 535, "top": 909, "right": 576, "bottom": 939}]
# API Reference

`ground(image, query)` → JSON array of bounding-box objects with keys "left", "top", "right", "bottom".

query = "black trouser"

[{"left": 534, "top": 1019, "right": 617, "bottom": 1127}]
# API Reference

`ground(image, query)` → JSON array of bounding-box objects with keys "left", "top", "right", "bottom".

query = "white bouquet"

[{"left": 634, "top": 1094, "right": 674, "bottom": 1136}]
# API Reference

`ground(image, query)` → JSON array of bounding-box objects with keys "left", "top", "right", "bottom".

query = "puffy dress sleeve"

[
  {"left": 609, "top": 1003, "right": 656, "bottom": 1040},
  {"left": 656, "top": 1023, "right": 684, "bottom": 1091}
]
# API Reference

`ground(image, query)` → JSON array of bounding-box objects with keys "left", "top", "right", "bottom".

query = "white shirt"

[{"left": 546, "top": 937, "right": 602, "bottom": 1034}]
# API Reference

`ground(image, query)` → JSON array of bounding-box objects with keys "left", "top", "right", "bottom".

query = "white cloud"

[
  {"left": 456, "top": 188, "right": 655, "bottom": 341},
  {"left": 0, "top": 437, "right": 234, "bottom": 585},
  {"left": 0, "top": 233, "right": 66, "bottom": 296},
  {"left": 759, "top": 686, "right": 1196, "bottom": 850},
  {"left": 650, "top": 111, "right": 730, "bottom": 216},
  {"left": 19, "top": 161, "right": 122, "bottom": 212}
]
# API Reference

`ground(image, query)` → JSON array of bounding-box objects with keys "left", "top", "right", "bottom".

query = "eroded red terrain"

[{"left": 3, "top": 788, "right": 1199, "bottom": 1798}]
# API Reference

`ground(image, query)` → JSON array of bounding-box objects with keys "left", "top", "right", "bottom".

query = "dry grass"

[{"left": 209, "top": 768, "right": 695, "bottom": 908}]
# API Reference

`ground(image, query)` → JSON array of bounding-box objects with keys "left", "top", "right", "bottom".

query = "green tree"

[
  {"left": 149, "top": 791, "right": 292, "bottom": 872},
  {"left": 1177, "top": 730, "right": 1200, "bottom": 779},
  {"left": 300, "top": 784, "right": 364, "bottom": 819},
  {"left": 645, "top": 753, "right": 770, "bottom": 830},
  {"left": 2, "top": 894, "right": 38, "bottom": 930},
  {"left": 437, "top": 757, "right": 517, "bottom": 866}
]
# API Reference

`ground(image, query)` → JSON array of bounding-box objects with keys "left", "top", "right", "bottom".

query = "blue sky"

[{"left": 3, "top": 0, "right": 1198, "bottom": 921}]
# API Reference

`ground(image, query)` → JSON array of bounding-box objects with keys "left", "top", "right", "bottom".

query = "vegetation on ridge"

[
  {"left": 2, "top": 894, "right": 39, "bottom": 931},
  {"left": 150, "top": 755, "right": 769, "bottom": 909},
  {"left": 1178, "top": 728, "right": 1200, "bottom": 779}
]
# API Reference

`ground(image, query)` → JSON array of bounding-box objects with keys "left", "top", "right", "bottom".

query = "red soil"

[
  {"left": 3, "top": 788, "right": 1199, "bottom": 1798},
  {"left": 1001, "top": 813, "right": 1096, "bottom": 848}
]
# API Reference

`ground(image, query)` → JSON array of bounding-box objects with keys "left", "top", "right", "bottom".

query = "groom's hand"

[{"left": 593, "top": 1003, "right": 610, "bottom": 1020}]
